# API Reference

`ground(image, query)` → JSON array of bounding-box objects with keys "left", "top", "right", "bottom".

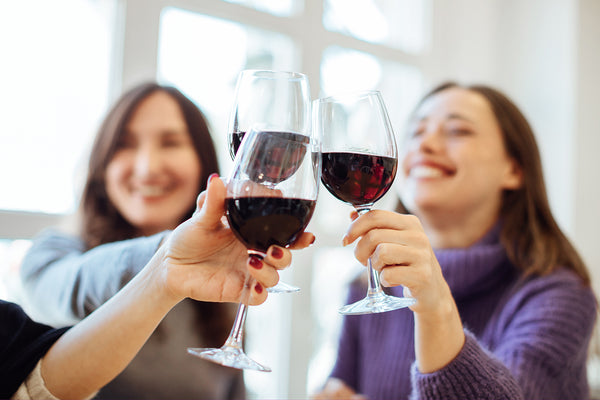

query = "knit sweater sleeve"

[
  {"left": 410, "top": 270, "right": 597, "bottom": 400},
  {"left": 19, "top": 229, "right": 168, "bottom": 327},
  {"left": 329, "top": 281, "right": 365, "bottom": 390}
]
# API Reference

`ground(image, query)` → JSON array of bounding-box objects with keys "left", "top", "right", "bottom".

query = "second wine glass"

[
  {"left": 313, "top": 90, "right": 417, "bottom": 315},
  {"left": 188, "top": 127, "right": 319, "bottom": 371},
  {"left": 227, "top": 69, "right": 312, "bottom": 293}
]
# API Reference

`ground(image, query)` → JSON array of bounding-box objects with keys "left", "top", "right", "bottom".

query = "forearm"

[
  {"left": 414, "top": 289, "right": 465, "bottom": 373},
  {"left": 40, "top": 245, "right": 180, "bottom": 400}
]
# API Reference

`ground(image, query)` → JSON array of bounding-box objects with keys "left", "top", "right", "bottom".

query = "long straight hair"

[
  {"left": 397, "top": 82, "right": 590, "bottom": 284},
  {"left": 79, "top": 82, "right": 232, "bottom": 345}
]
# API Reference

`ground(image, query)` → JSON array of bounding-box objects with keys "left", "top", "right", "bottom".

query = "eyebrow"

[{"left": 415, "top": 113, "right": 475, "bottom": 124}]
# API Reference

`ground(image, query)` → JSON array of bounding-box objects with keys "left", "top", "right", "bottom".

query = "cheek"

[
  {"left": 172, "top": 152, "right": 203, "bottom": 192},
  {"left": 105, "top": 159, "right": 127, "bottom": 197}
]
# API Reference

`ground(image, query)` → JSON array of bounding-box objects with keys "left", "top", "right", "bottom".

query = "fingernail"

[
  {"left": 270, "top": 247, "right": 284, "bottom": 259},
  {"left": 207, "top": 173, "right": 219, "bottom": 185},
  {"left": 249, "top": 256, "right": 263, "bottom": 269},
  {"left": 342, "top": 235, "right": 349, "bottom": 246},
  {"left": 310, "top": 235, "right": 316, "bottom": 245},
  {"left": 254, "top": 283, "right": 263, "bottom": 294}
]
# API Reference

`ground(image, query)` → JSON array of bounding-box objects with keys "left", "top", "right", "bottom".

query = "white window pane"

[
  {"left": 222, "top": 0, "right": 303, "bottom": 17},
  {"left": 158, "top": 7, "right": 298, "bottom": 172},
  {"left": 323, "top": 0, "right": 428, "bottom": 53},
  {"left": 320, "top": 46, "right": 424, "bottom": 138},
  {"left": 0, "top": 0, "right": 115, "bottom": 214}
]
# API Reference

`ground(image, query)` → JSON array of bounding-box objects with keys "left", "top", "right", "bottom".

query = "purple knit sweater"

[{"left": 330, "top": 225, "right": 597, "bottom": 400}]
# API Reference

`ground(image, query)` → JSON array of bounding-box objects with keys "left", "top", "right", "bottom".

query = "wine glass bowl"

[
  {"left": 313, "top": 90, "right": 416, "bottom": 315},
  {"left": 227, "top": 69, "right": 312, "bottom": 293},
  {"left": 187, "top": 127, "right": 319, "bottom": 370},
  {"left": 228, "top": 69, "right": 311, "bottom": 159}
]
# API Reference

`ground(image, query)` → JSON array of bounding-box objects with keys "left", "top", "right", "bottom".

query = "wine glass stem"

[
  {"left": 357, "top": 207, "right": 385, "bottom": 297},
  {"left": 223, "top": 275, "right": 252, "bottom": 350}
]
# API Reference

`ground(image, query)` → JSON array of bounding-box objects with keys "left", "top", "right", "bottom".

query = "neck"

[{"left": 416, "top": 208, "right": 499, "bottom": 249}]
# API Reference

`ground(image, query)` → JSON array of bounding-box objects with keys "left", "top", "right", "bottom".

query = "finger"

[
  {"left": 193, "top": 191, "right": 207, "bottom": 215},
  {"left": 343, "top": 210, "right": 421, "bottom": 246},
  {"left": 197, "top": 175, "right": 226, "bottom": 227},
  {"left": 247, "top": 256, "right": 280, "bottom": 287},
  {"left": 248, "top": 281, "right": 268, "bottom": 305},
  {"left": 288, "top": 232, "right": 316, "bottom": 250},
  {"left": 264, "top": 246, "right": 291, "bottom": 270},
  {"left": 353, "top": 228, "right": 407, "bottom": 266}
]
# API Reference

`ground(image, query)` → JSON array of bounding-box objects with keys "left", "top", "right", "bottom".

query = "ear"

[{"left": 502, "top": 158, "right": 523, "bottom": 190}]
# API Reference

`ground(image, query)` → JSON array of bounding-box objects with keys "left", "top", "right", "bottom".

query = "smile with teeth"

[
  {"left": 134, "top": 185, "right": 170, "bottom": 197},
  {"left": 409, "top": 165, "right": 446, "bottom": 178}
]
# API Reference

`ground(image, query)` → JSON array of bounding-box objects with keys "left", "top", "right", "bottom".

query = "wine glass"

[
  {"left": 313, "top": 90, "right": 417, "bottom": 315},
  {"left": 227, "top": 69, "right": 311, "bottom": 293},
  {"left": 188, "top": 127, "right": 320, "bottom": 371}
]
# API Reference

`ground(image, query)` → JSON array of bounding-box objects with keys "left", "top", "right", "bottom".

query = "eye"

[
  {"left": 116, "top": 135, "right": 136, "bottom": 149},
  {"left": 161, "top": 132, "right": 189, "bottom": 148},
  {"left": 446, "top": 125, "right": 472, "bottom": 136}
]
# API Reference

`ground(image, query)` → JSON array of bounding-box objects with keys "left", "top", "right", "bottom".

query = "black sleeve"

[{"left": 0, "top": 300, "right": 70, "bottom": 398}]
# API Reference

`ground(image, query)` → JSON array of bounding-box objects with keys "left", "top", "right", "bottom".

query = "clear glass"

[
  {"left": 323, "top": 0, "right": 428, "bottom": 53},
  {"left": 313, "top": 90, "right": 416, "bottom": 314},
  {"left": 188, "top": 127, "right": 319, "bottom": 370},
  {"left": 227, "top": 69, "right": 311, "bottom": 293}
]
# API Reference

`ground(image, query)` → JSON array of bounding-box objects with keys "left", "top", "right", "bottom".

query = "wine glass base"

[
  {"left": 267, "top": 281, "right": 300, "bottom": 294},
  {"left": 187, "top": 346, "right": 271, "bottom": 372},
  {"left": 339, "top": 293, "right": 416, "bottom": 315}
]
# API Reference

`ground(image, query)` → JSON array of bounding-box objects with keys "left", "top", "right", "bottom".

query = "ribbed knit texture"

[{"left": 330, "top": 225, "right": 597, "bottom": 400}]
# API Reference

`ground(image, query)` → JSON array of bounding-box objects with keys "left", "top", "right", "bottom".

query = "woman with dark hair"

[
  {"left": 19, "top": 83, "right": 245, "bottom": 399},
  {"left": 314, "top": 82, "right": 597, "bottom": 399}
]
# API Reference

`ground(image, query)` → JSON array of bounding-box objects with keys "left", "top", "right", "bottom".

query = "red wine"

[
  {"left": 229, "top": 130, "right": 309, "bottom": 184},
  {"left": 321, "top": 152, "right": 397, "bottom": 207},
  {"left": 226, "top": 197, "right": 316, "bottom": 253}
]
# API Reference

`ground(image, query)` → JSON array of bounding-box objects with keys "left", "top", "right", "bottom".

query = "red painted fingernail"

[
  {"left": 207, "top": 173, "right": 219, "bottom": 185},
  {"left": 254, "top": 283, "right": 263, "bottom": 294},
  {"left": 249, "top": 256, "right": 263, "bottom": 269},
  {"left": 271, "top": 247, "right": 284, "bottom": 259},
  {"left": 310, "top": 235, "right": 316, "bottom": 245}
]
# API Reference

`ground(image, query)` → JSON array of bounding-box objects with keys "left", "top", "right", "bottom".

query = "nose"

[
  {"left": 133, "top": 144, "right": 162, "bottom": 178},
  {"left": 416, "top": 124, "right": 445, "bottom": 154}
]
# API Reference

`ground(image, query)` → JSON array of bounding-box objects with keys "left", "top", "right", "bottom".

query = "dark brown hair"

[
  {"left": 397, "top": 82, "right": 590, "bottom": 284},
  {"left": 80, "top": 82, "right": 231, "bottom": 345}
]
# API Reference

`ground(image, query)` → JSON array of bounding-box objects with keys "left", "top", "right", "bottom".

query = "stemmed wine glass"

[
  {"left": 227, "top": 69, "right": 311, "bottom": 293},
  {"left": 313, "top": 90, "right": 417, "bottom": 315},
  {"left": 188, "top": 127, "right": 320, "bottom": 371}
]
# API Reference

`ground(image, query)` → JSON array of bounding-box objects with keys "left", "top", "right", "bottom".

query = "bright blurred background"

[{"left": 1, "top": 0, "right": 599, "bottom": 398}]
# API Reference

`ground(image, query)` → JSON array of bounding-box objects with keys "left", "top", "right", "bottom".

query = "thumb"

[{"left": 197, "top": 175, "right": 226, "bottom": 227}]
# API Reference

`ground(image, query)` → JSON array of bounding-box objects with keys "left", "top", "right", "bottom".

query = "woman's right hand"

[
  {"left": 156, "top": 175, "right": 315, "bottom": 307},
  {"left": 342, "top": 209, "right": 465, "bottom": 373},
  {"left": 311, "top": 378, "right": 367, "bottom": 400}
]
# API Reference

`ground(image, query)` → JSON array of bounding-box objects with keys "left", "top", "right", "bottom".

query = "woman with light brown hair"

[
  {"left": 20, "top": 82, "right": 247, "bottom": 399},
  {"left": 315, "top": 82, "right": 596, "bottom": 400}
]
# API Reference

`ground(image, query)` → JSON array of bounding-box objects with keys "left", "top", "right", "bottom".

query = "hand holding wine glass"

[
  {"left": 313, "top": 90, "right": 416, "bottom": 314},
  {"left": 188, "top": 127, "right": 319, "bottom": 371}
]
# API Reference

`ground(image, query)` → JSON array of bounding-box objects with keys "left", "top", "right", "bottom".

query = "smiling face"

[
  {"left": 398, "top": 87, "right": 522, "bottom": 245},
  {"left": 105, "top": 91, "right": 202, "bottom": 236}
]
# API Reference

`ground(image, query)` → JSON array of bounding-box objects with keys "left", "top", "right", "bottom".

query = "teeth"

[
  {"left": 136, "top": 186, "right": 167, "bottom": 197},
  {"left": 410, "top": 165, "right": 445, "bottom": 178}
]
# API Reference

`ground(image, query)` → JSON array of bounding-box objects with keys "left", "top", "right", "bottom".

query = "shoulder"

[{"left": 497, "top": 268, "right": 597, "bottom": 346}]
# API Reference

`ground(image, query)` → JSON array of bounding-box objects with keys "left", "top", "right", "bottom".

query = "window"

[{"left": 0, "top": 0, "right": 116, "bottom": 214}]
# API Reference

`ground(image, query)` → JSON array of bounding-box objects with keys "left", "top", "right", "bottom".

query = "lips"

[{"left": 132, "top": 184, "right": 170, "bottom": 198}]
